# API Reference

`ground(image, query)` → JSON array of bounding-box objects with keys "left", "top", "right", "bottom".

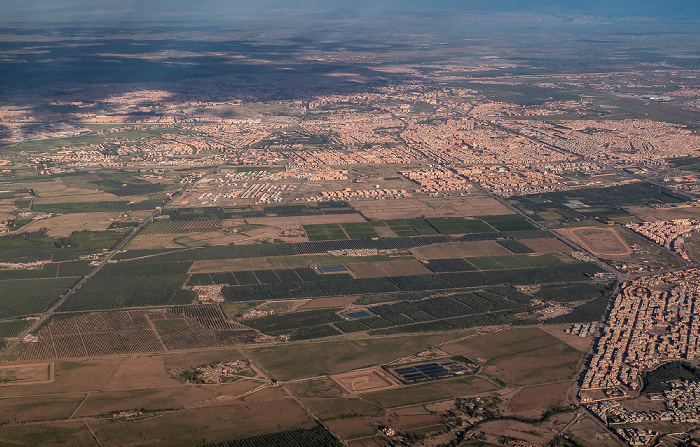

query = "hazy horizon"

[{"left": 2, "top": 0, "right": 699, "bottom": 24}]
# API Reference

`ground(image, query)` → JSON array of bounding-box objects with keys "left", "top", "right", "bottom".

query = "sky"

[{"left": 1, "top": 0, "right": 699, "bottom": 23}]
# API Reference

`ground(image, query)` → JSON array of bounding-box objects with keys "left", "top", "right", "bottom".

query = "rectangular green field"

[
  {"left": 407, "top": 218, "right": 440, "bottom": 235},
  {"left": 425, "top": 218, "right": 467, "bottom": 234},
  {"left": 233, "top": 271, "right": 260, "bottom": 285},
  {"left": 385, "top": 220, "right": 419, "bottom": 237},
  {"left": 466, "top": 257, "right": 506, "bottom": 270},
  {"left": 253, "top": 270, "right": 282, "bottom": 284},
  {"left": 0, "top": 277, "right": 79, "bottom": 318},
  {"left": 303, "top": 224, "right": 349, "bottom": 241},
  {"left": 339, "top": 222, "right": 379, "bottom": 239},
  {"left": 488, "top": 255, "right": 530, "bottom": 269},
  {"left": 460, "top": 219, "right": 497, "bottom": 233}
]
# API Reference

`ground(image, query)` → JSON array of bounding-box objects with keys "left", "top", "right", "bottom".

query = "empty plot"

[
  {"left": 412, "top": 241, "right": 512, "bottom": 260},
  {"left": 509, "top": 381, "right": 573, "bottom": 414},
  {"left": 348, "top": 260, "right": 432, "bottom": 278},
  {"left": 520, "top": 238, "right": 571, "bottom": 253},
  {"left": 441, "top": 327, "right": 583, "bottom": 386},
  {"left": 569, "top": 227, "right": 631, "bottom": 256},
  {"left": 376, "top": 260, "right": 432, "bottom": 277},
  {"left": 0, "top": 363, "right": 53, "bottom": 386}
]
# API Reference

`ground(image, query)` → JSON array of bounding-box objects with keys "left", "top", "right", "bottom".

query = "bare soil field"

[
  {"left": 0, "top": 362, "right": 52, "bottom": 385},
  {"left": 563, "top": 414, "right": 622, "bottom": 446},
  {"left": 32, "top": 182, "right": 121, "bottom": 203},
  {"left": 521, "top": 237, "right": 571, "bottom": 253},
  {"left": 348, "top": 260, "right": 432, "bottom": 278},
  {"left": 347, "top": 262, "right": 387, "bottom": 278},
  {"left": 539, "top": 323, "right": 595, "bottom": 351},
  {"left": 422, "top": 197, "right": 512, "bottom": 216},
  {"left": 0, "top": 421, "right": 99, "bottom": 447},
  {"left": 324, "top": 416, "right": 380, "bottom": 440},
  {"left": 295, "top": 396, "right": 385, "bottom": 421},
  {"left": 126, "top": 233, "right": 190, "bottom": 249},
  {"left": 348, "top": 437, "right": 388, "bottom": 447},
  {"left": 477, "top": 418, "right": 563, "bottom": 445},
  {"left": 0, "top": 393, "right": 86, "bottom": 423},
  {"left": 376, "top": 260, "right": 433, "bottom": 277},
  {"left": 385, "top": 405, "right": 443, "bottom": 431},
  {"left": 161, "top": 347, "right": 246, "bottom": 370},
  {"left": 128, "top": 230, "right": 250, "bottom": 250},
  {"left": 441, "top": 327, "right": 583, "bottom": 386},
  {"left": 508, "top": 382, "right": 573, "bottom": 415},
  {"left": 21, "top": 212, "right": 115, "bottom": 237},
  {"left": 362, "top": 376, "right": 498, "bottom": 408},
  {"left": 411, "top": 241, "right": 512, "bottom": 259},
  {"left": 285, "top": 377, "right": 344, "bottom": 398},
  {"left": 88, "top": 395, "right": 313, "bottom": 447},
  {"left": 297, "top": 295, "right": 359, "bottom": 310},
  {"left": 565, "top": 227, "right": 631, "bottom": 257},
  {"left": 246, "top": 331, "right": 475, "bottom": 381},
  {"left": 0, "top": 356, "right": 178, "bottom": 398},
  {"left": 625, "top": 205, "right": 700, "bottom": 222},
  {"left": 331, "top": 368, "right": 401, "bottom": 394},
  {"left": 351, "top": 196, "right": 511, "bottom": 219},
  {"left": 73, "top": 380, "right": 261, "bottom": 417},
  {"left": 350, "top": 199, "right": 435, "bottom": 220}
]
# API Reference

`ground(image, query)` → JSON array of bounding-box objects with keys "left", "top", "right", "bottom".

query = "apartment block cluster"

[
  {"left": 302, "top": 112, "right": 405, "bottom": 147},
  {"left": 270, "top": 167, "right": 349, "bottom": 181},
  {"left": 508, "top": 119, "right": 700, "bottom": 163},
  {"left": 626, "top": 219, "right": 700, "bottom": 261},
  {"left": 195, "top": 183, "right": 295, "bottom": 204},
  {"left": 565, "top": 322, "right": 598, "bottom": 337},
  {"left": 456, "top": 166, "right": 560, "bottom": 196},
  {"left": 282, "top": 147, "right": 423, "bottom": 166},
  {"left": 581, "top": 269, "right": 700, "bottom": 392},
  {"left": 317, "top": 188, "right": 409, "bottom": 200},
  {"left": 399, "top": 167, "right": 470, "bottom": 193}
]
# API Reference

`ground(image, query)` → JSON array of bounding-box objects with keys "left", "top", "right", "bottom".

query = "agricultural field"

[
  {"left": 221, "top": 261, "right": 603, "bottom": 303},
  {"left": 303, "top": 216, "right": 510, "bottom": 241},
  {"left": 141, "top": 219, "right": 221, "bottom": 234},
  {"left": 3, "top": 307, "right": 256, "bottom": 362},
  {"left": 510, "top": 182, "right": 688, "bottom": 229}
]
